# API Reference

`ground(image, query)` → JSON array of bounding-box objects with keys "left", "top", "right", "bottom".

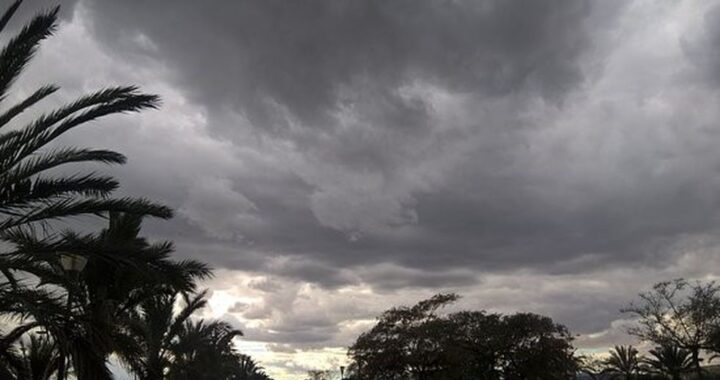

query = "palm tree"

[
  {"left": 122, "top": 289, "right": 270, "bottom": 380},
  {"left": 2, "top": 212, "right": 211, "bottom": 379},
  {"left": 642, "top": 344, "right": 693, "bottom": 380},
  {"left": 0, "top": 3, "right": 268, "bottom": 380},
  {"left": 16, "top": 334, "right": 60, "bottom": 380},
  {"left": 0, "top": 1, "right": 172, "bottom": 377},
  {"left": 0, "top": 341, "right": 22, "bottom": 380},
  {"left": 605, "top": 345, "right": 641, "bottom": 380},
  {"left": 234, "top": 354, "right": 272, "bottom": 380},
  {"left": 74, "top": 213, "right": 210, "bottom": 379},
  {"left": 121, "top": 291, "right": 214, "bottom": 380},
  {"left": 166, "top": 319, "right": 244, "bottom": 380},
  {"left": 0, "top": 289, "right": 66, "bottom": 379},
  {"left": 0, "top": 0, "right": 171, "bottom": 234},
  {"left": 0, "top": 334, "right": 59, "bottom": 380}
]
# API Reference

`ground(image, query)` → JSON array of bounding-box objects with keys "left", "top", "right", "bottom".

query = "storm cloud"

[{"left": 10, "top": 0, "right": 720, "bottom": 378}]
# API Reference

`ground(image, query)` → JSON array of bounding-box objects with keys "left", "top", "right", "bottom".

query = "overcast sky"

[{"left": 8, "top": 0, "right": 720, "bottom": 378}]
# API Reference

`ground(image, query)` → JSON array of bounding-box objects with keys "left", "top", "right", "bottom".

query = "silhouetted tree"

[
  {"left": 165, "top": 319, "right": 243, "bottom": 380},
  {"left": 122, "top": 291, "right": 209, "bottom": 380},
  {"left": 349, "top": 293, "right": 577, "bottom": 380},
  {"left": 121, "top": 290, "right": 270, "bottom": 380},
  {"left": 604, "top": 345, "right": 641, "bottom": 380},
  {"left": 349, "top": 293, "right": 458, "bottom": 380},
  {"left": 17, "top": 334, "right": 59, "bottom": 380},
  {"left": 642, "top": 344, "right": 693, "bottom": 380},
  {"left": 0, "top": 1, "right": 170, "bottom": 377},
  {"left": 0, "top": 3, "right": 274, "bottom": 380},
  {"left": 0, "top": 0, "right": 169, "bottom": 234},
  {"left": 233, "top": 354, "right": 272, "bottom": 380},
  {"left": 0, "top": 334, "right": 59, "bottom": 380},
  {"left": 0, "top": 212, "right": 211, "bottom": 379},
  {"left": 623, "top": 279, "right": 720, "bottom": 378}
]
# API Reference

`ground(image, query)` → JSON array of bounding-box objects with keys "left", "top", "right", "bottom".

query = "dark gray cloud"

[
  {"left": 10, "top": 0, "right": 720, "bottom": 376},
  {"left": 63, "top": 0, "right": 645, "bottom": 282},
  {"left": 82, "top": 0, "right": 592, "bottom": 126},
  {"left": 47, "top": 0, "right": 720, "bottom": 287}
]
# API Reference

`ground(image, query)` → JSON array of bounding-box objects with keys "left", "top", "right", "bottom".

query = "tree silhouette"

[
  {"left": 0, "top": 0, "right": 171, "bottom": 373},
  {"left": 642, "top": 344, "right": 693, "bottom": 380},
  {"left": 0, "top": 0, "right": 170, "bottom": 233},
  {"left": 122, "top": 291, "right": 210, "bottom": 380},
  {"left": 604, "top": 345, "right": 641, "bottom": 380},
  {"left": 0, "top": 2, "right": 274, "bottom": 379},
  {"left": 349, "top": 293, "right": 577, "bottom": 380},
  {"left": 234, "top": 354, "right": 272, "bottom": 380},
  {"left": 623, "top": 279, "right": 720, "bottom": 378}
]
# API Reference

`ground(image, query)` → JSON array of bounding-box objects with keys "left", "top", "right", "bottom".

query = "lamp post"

[{"left": 57, "top": 253, "right": 87, "bottom": 380}]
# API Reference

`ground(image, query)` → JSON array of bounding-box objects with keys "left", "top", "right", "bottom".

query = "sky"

[{"left": 7, "top": 0, "right": 720, "bottom": 378}]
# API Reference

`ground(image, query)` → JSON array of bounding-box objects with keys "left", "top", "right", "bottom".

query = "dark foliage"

[{"left": 348, "top": 293, "right": 577, "bottom": 380}]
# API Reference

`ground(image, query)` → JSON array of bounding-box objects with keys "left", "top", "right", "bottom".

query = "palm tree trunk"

[
  {"left": 692, "top": 349, "right": 703, "bottom": 379},
  {"left": 57, "top": 290, "right": 73, "bottom": 380},
  {"left": 57, "top": 356, "right": 65, "bottom": 380}
]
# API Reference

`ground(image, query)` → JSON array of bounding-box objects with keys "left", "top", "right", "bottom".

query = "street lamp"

[
  {"left": 57, "top": 252, "right": 87, "bottom": 380},
  {"left": 59, "top": 253, "right": 88, "bottom": 273}
]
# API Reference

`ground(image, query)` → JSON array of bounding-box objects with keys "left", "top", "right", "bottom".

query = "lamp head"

[{"left": 59, "top": 253, "right": 87, "bottom": 273}]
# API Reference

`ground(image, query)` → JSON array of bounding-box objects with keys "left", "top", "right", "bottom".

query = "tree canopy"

[
  {"left": 348, "top": 293, "right": 577, "bottom": 380},
  {"left": 623, "top": 279, "right": 720, "bottom": 378}
]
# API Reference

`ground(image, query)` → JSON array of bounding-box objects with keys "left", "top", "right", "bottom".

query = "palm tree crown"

[
  {"left": 643, "top": 344, "right": 693, "bottom": 380},
  {"left": 605, "top": 345, "right": 641, "bottom": 379}
]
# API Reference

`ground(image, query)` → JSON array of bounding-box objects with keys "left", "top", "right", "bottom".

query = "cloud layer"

[{"left": 8, "top": 0, "right": 720, "bottom": 378}]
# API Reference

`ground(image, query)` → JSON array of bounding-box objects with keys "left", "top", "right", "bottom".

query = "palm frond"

[
  {"left": 164, "top": 291, "right": 209, "bottom": 348},
  {"left": 0, "top": 87, "right": 157, "bottom": 172},
  {"left": 0, "top": 197, "right": 173, "bottom": 232},
  {"left": 0, "top": 1, "right": 22, "bottom": 35},
  {"left": 0, "top": 148, "right": 125, "bottom": 189},
  {"left": 0, "top": 85, "right": 58, "bottom": 128},
  {"left": 0, "top": 173, "right": 120, "bottom": 212},
  {"left": 0, "top": 5, "right": 58, "bottom": 103}
]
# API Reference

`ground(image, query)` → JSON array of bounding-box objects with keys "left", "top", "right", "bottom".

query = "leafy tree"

[
  {"left": 349, "top": 293, "right": 577, "bottom": 380},
  {"left": 604, "top": 345, "right": 641, "bottom": 380},
  {"left": 642, "top": 344, "right": 693, "bottom": 380},
  {"left": 497, "top": 312, "right": 577, "bottom": 379},
  {"left": 349, "top": 293, "right": 458, "bottom": 380},
  {"left": 623, "top": 279, "right": 720, "bottom": 378}
]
